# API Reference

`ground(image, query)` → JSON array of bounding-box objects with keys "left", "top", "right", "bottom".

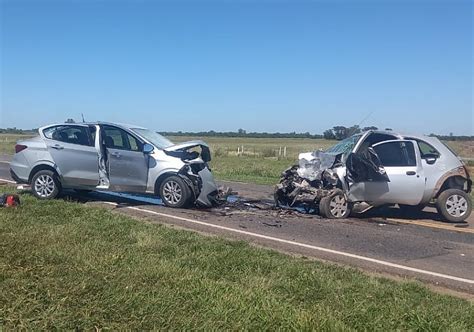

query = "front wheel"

[
  {"left": 159, "top": 176, "right": 192, "bottom": 208},
  {"left": 319, "top": 189, "right": 351, "bottom": 219},
  {"left": 436, "top": 189, "right": 472, "bottom": 222},
  {"left": 31, "top": 170, "right": 61, "bottom": 200}
]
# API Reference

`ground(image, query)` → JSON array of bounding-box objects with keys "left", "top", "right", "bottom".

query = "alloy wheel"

[
  {"left": 34, "top": 174, "right": 56, "bottom": 198},
  {"left": 329, "top": 194, "right": 348, "bottom": 218},
  {"left": 162, "top": 180, "right": 183, "bottom": 205},
  {"left": 445, "top": 194, "right": 468, "bottom": 218}
]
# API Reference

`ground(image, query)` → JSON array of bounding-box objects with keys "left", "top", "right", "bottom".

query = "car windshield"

[
  {"left": 131, "top": 128, "right": 174, "bottom": 149},
  {"left": 325, "top": 134, "right": 362, "bottom": 155}
]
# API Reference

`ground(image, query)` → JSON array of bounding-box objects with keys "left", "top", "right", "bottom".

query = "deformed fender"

[{"left": 433, "top": 166, "right": 471, "bottom": 197}]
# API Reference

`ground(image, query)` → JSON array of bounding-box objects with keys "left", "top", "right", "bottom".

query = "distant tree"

[
  {"left": 332, "top": 126, "right": 349, "bottom": 140},
  {"left": 323, "top": 129, "right": 336, "bottom": 140},
  {"left": 347, "top": 125, "right": 361, "bottom": 136},
  {"left": 65, "top": 118, "right": 75, "bottom": 123},
  {"left": 362, "top": 126, "right": 378, "bottom": 131},
  {"left": 385, "top": 128, "right": 393, "bottom": 131}
]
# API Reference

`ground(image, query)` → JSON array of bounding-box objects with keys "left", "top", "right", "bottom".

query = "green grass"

[{"left": 1, "top": 188, "right": 473, "bottom": 329}]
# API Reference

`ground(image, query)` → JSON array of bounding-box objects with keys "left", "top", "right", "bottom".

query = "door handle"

[
  {"left": 51, "top": 144, "right": 64, "bottom": 150},
  {"left": 111, "top": 152, "right": 121, "bottom": 158},
  {"left": 406, "top": 171, "right": 416, "bottom": 176}
]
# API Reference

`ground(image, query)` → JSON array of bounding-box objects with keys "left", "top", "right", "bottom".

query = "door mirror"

[
  {"left": 143, "top": 143, "right": 154, "bottom": 154},
  {"left": 423, "top": 153, "right": 438, "bottom": 165}
]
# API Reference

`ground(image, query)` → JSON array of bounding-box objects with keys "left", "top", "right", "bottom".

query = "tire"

[
  {"left": 31, "top": 170, "right": 61, "bottom": 200},
  {"left": 319, "top": 189, "right": 351, "bottom": 219},
  {"left": 436, "top": 189, "right": 472, "bottom": 222},
  {"left": 159, "top": 175, "right": 192, "bottom": 208}
]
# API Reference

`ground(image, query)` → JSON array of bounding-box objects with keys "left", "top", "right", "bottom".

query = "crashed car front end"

[
  {"left": 274, "top": 151, "right": 344, "bottom": 212},
  {"left": 274, "top": 142, "right": 388, "bottom": 213},
  {"left": 163, "top": 141, "right": 219, "bottom": 207}
]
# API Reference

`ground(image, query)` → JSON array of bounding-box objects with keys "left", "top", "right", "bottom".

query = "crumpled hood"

[
  {"left": 297, "top": 150, "right": 338, "bottom": 181},
  {"left": 164, "top": 140, "right": 211, "bottom": 162}
]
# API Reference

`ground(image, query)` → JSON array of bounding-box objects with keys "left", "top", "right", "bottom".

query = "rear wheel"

[
  {"left": 31, "top": 170, "right": 61, "bottom": 200},
  {"left": 319, "top": 189, "right": 351, "bottom": 219},
  {"left": 159, "top": 176, "right": 191, "bottom": 208},
  {"left": 436, "top": 189, "right": 472, "bottom": 222}
]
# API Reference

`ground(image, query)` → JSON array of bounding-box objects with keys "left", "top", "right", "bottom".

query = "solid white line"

[
  {"left": 0, "top": 161, "right": 11, "bottom": 164},
  {"left": 0, "top": 178, "right": 16, "bottom": 184},
  {"left": 103, "top": 202, "right": 474, "bottom": 285}
]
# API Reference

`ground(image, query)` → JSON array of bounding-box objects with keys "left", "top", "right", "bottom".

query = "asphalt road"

[{"left": 1, "top": 156, "right": 473, "bottom": 296}]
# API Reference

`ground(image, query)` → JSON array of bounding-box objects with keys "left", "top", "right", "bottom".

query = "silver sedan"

[{"left": 10, "top": 122, "right": 218, "bottom": 208}]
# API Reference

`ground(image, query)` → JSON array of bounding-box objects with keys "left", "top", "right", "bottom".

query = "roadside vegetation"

[{"left": 1, "top": 187, "right": 473, "bottom": 330}]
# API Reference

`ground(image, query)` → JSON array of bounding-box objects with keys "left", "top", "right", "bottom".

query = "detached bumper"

[{"left": 178, "top": 164, "right": 219, "bottom": 207}]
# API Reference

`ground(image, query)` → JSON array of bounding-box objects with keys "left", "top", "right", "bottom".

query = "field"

[
  {"left": 1, "top": 133, "right": 473, "bottom": 185},
  {"left": 1, "top": 187, "right": 473, "bottom": 329}
]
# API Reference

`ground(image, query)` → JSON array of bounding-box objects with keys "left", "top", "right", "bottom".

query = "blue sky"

[{"left": 1, "top": 0, "right": 472, "bottom": 135}]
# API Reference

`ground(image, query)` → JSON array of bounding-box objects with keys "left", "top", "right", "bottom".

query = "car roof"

[{"left": 40, "top": 122, "right": 148, "bottom": 131}]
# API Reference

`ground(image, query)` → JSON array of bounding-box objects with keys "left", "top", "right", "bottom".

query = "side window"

[
  {"left": 416, "top": 140, "right": 440, "bottom": 159},
  {"left": 373, "top": 141, "right": 417, "bottom": 167},
  {"left": 43, "top": 126, "right": 93, "bottom": 146},
  {"left": 102, "top": 126, "right": 142, "bottom": 152}
]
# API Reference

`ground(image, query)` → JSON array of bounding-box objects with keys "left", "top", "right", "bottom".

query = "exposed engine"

[{"left": 274, "top": 151, "right": 342, "bottom": 212}]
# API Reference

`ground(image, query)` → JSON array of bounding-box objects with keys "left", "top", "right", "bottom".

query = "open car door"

[{"left": 347, "top": 140, "right": 425, "bottom": 205}]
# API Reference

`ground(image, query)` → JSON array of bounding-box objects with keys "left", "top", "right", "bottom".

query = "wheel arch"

[
  {"left": 434, "top": 175, "right": 471, "bottom": 198},
  {"left": 28, "top": 163, "right": 61, "bottom": 184},
  {"left": 154, "top": 171, "right": 179, "bottom": 196}
]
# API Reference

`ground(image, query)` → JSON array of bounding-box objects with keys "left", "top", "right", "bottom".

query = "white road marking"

[
  {"left": 0, "top": 161, "right": 11, "bottom": 164},
  {"left": 103, "top": 202, "right": 474, "bottom": 285},
  {"left": 0, "top": 178, "right": 16, "bottom": 184},
  {"left": 1, "top": 175, "right": 472, "bottom": 285}
]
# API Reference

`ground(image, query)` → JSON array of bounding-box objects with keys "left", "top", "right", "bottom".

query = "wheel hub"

[
  {"left": 163, "top": 181, "right": 183, "bottom": 205},
  {"left": 446, "top": 194, "right": 468, "bottom": 218},
  {"left": 329, "top": 195, "right": 348, "bottom": 218},
  {"left": 34, "top": 175, "right": 55, "bottom": 198}
]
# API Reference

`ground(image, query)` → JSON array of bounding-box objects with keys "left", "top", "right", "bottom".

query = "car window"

[
  {"left": 373, "top": 141, "right": 417, "bottom": 167},
  {"left": 102, "top": 126, "right": 142, "bottom": 152},
  {"left": 416, "top": 140, "right": 440, "bottom": 159},
  {"left": 43, "top": 125, "right": 93, "bottom": 146}
]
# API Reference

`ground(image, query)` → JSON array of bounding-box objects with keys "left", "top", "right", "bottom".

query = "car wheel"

[
  {"left": 436, "top": 189, "right": 472, "bottom": 222},
  {"left": 31, "top": 170, "right": 61, "bottom": 200},
  {"left": 159, "top": 175, "right": 191, "bottom": 208},
  {"left": 319, "top": 189, "right": 351, "bottom": 219}
]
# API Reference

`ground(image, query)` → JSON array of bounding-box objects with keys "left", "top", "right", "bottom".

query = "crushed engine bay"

[{"left": 274, "top": 151, "right": 342, "bottom": 212}]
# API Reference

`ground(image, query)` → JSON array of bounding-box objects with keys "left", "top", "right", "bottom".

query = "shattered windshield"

[
  {"left": 325, "top": 134, "right": 362, "bottom": 155},
  {"left": 132, "top": 128, "right": 174, "bottom": 149}
]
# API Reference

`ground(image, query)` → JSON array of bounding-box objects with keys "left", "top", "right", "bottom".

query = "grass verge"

[{"left": 1, "top": 187, "right": 473, "bottom": 329}]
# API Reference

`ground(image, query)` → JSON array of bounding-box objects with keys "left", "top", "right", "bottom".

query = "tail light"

[{"left": 15, "top": 144, "right": 27, "bottom": 153}]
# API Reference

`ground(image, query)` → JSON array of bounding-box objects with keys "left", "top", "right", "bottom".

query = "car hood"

[{"left": 163, "top": 140, "right": 212, "bottom": 162}]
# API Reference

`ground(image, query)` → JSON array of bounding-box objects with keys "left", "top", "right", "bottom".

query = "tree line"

[{"left": 1, "top": 125, "right": 472, "bottom": 141}]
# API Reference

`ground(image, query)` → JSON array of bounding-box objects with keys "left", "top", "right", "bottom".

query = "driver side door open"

[
  {"left": 348, "top": 140, "right": 426, "bottom": 205},
  {"left": 101, "top": 125, "right": 149, "bottom": 192}
]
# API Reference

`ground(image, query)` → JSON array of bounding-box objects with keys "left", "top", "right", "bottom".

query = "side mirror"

[
  {"left": 425, "top": 157, "right": 437, "bottom": 165},
  {"left": 143, "top": 143, "right": 154, "bottom": 154},
  {"left": 423, "top": 153, "right": 438, "bottom": 165}
]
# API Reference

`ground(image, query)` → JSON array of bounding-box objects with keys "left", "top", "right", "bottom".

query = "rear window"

[{"left": 43, "top": 125, "right": 93, "bottom": 146}]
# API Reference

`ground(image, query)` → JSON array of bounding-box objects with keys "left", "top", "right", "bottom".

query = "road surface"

[{"left": 1, "top": 155, "right": 473, "bottom": 296}]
